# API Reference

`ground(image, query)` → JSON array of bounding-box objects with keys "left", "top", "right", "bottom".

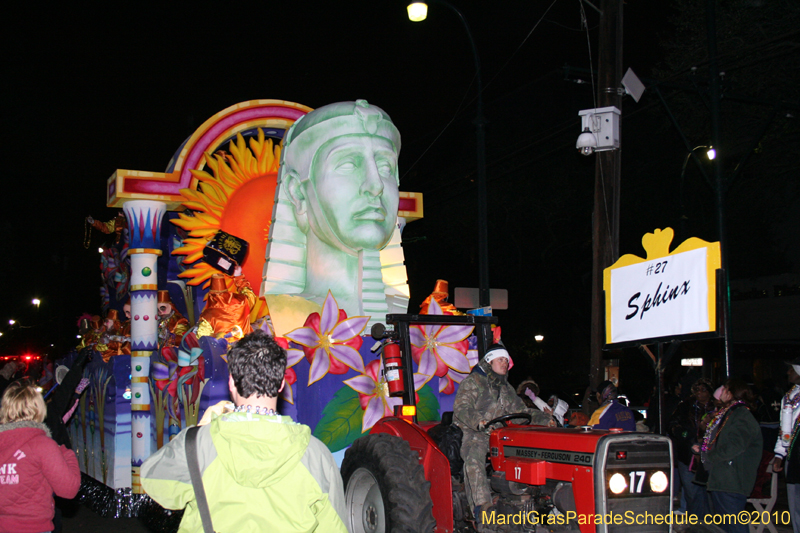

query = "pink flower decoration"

[
  {"left": 410, "top": 298, "right": 474, "bottom": 394},
  {"left": 284, "top": 292, "right": 368, "bottom": 385},
  {"left": 344, "top": 359, "right": 430, "bottom": 433}
]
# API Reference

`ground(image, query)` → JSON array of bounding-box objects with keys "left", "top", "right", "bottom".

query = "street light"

[
  {"left": 534, "top": 335, "right": 544, "bottom": 343},
  {"left": 407, "top": 2, "right": 427, "bottom": 21},
  {"left": 32, "top": 298, "right": 41, "bottom": 308},
  {"left": 679, "top": 145, "right": 716, "bottom": 212},
  {"left": 8, "top": 319, "right": 15, "bottom": 326},
  {"left": 407, "top": 1, "right": 491, "bottom": 308}
]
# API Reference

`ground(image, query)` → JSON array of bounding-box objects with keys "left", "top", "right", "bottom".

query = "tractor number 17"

[{"left": 629, "top": 471, "right": 645, "bottom": 493}]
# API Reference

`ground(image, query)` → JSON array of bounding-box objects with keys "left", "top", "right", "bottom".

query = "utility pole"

[{"left": 589, "top": 0, "right": 623, "bottom": 390}]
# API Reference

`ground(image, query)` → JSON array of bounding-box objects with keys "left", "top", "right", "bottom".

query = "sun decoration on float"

[{"left": 172, "top": 129, "right": 281, "bottom": 291}]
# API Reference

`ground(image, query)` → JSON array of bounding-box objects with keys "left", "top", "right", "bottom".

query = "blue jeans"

[
  {"left": 709, "top": 490, "right": 748, "bottom": 533},
  {"left": 787, "top": 482, "right": 799, "bottom": 533},
  {"left": 676, "top": 460, "right": 710, "bottom": 519}
]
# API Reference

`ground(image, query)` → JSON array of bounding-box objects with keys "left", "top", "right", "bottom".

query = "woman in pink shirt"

[{"left": 0, "top": 380, "right": 81, "bottom": 533}]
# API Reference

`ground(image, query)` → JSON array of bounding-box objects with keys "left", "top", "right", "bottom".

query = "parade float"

[{"left": 66, "top": 98, "right": 498, "bottom": 518}]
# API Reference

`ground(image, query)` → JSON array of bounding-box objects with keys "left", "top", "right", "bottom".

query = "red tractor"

[{"left": 341, "top": 314, "right": 674, "bottom": 533}]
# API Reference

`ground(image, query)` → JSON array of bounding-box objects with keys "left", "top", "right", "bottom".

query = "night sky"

[{"left": 3, "top": 1, "right": 796, "bottom": 401}]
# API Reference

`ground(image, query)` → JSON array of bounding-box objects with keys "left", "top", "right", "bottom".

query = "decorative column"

[{"left": 123, "top": 200, "right": 166, "bottom": 494}]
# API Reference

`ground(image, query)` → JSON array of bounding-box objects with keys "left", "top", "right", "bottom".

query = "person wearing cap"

[
  {"left": 196, "top": 272, "right": 256, "bottom": 342},
  {"left": 547, "top": 395, "right": 570, "bottom": 427},
  {"left": 453, "top": 344, "right": 553, "bottom": 529},
  {"left": 77, "top": 315, "right": 103, "bottom": 350},
  {"left": 668, "top": 378, "right": 715, "bottom": 518},
  {"left": 588, "top": 380, "right": 636, "bottom": 431},
  {"left": 99, "top": 309, "right": 129, "bottom": 362},
  {"left": 419, "top": 279, "right": 460, "bottom": 315},
  {"left": 773, "top": 357, "right": 800, "bottom": 533},
  {"left": 157, "top": 290, "right": 189, "bottom": 349},
  {"left": 692, "top": 378, "right": 762, "bottom": 533}
]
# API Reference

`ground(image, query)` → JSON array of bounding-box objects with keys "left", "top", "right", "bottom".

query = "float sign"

[{"left": 604, "top": 228, "right": 720, "bottom": 345}]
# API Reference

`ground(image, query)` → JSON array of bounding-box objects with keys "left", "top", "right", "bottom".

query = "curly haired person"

[{"left": 141, "top": 330, "right": 346, "bottom": 533}]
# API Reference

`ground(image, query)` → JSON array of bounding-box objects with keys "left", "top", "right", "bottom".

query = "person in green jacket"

[
  {"left": 141, "top": 330, "right": 347, "bottom": 533},
  {"left": 694, "top": 378, "right": 762, "bottom": 533}
]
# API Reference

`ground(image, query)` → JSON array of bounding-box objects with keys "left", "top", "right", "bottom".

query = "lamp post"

[
  {"left": 32, "top": 298, "right": 41, "bottom": 308},
  {"left": 679, "top": 145, "right": 715, "bottom": 207},
  {"left": 407, "top": 1, "right": 491, "bottom": 308}
]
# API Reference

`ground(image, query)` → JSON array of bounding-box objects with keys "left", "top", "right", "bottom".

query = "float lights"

[
  {"left": 76, "top": 334, "right": 82, "bottom": 339},
  {"left": 407, "top": 2, "right": 428, "bottom": 21},
  {"left": 32, "top": 298, "right": 41, "bottom": 307},
  {"left": 534, "top": 335, "right": 544, "bottom": 343},
  {"left": 98, "top": 247, "right": 104, "bottom": 253}
]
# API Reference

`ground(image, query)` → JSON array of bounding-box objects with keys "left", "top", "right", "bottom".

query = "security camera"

[
  {"left": 577, "top": 107, "right": 620, "bottom": 155},
  {"left": 576, "top": 128, "right": 597, "bottom": 156}
]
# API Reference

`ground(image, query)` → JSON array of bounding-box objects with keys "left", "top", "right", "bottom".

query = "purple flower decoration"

[
  {"left": 284, "top": 291, "right": 369, "bottom": 385},
  {"left": 410, "top": 298, "right": 474, "bottom": 389}
]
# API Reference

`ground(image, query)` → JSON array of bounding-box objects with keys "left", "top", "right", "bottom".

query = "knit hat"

[
  {"left": 713, "top": 385, "right": 726, "bottom": 401},
  {"left": 484, "top": 344, "right": 510, "bottom": 363},
  {"left": 691, "top": 377, "right": 714, "bottom": 397}
]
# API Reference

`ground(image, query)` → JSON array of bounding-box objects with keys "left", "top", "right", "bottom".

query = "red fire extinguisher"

[{"left": 383, "top": 342, "right": 405, "bottom": 397}]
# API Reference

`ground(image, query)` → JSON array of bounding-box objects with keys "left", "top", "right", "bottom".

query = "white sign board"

[{"left": 608, "top": 247, "right": 711, "bottom": 344}]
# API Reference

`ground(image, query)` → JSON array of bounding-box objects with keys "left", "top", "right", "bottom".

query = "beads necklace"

[
  {"left": 701, "top": 400, "right": 745, "bottom": 452},
  {"left": 784, "top": 385, "right": 800, "bottom": 409},
  {"left": 233, "top": 405, "right": 277, "bottom": 416}
]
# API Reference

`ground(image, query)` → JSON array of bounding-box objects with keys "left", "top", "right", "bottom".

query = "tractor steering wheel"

[{"left": 484, "top": 412, "right": 532, "bottom": 428}]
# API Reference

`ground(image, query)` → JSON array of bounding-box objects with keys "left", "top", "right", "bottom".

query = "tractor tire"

[{"left": 341, "top": 433, "right": 436, "bottom": 533}]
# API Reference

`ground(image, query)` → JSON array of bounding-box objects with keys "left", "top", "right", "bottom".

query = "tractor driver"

[{"left": 453, "top": 344, "right": 554, "bottom": 527}]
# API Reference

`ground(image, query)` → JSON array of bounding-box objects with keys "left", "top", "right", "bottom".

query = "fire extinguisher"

[{"left": 383, "top": 341, "right": 405, "bottom": 397}]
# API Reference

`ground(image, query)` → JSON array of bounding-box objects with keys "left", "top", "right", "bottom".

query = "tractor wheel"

[{"left": 341, "top": 433, "right": 436, "bottom": 533}]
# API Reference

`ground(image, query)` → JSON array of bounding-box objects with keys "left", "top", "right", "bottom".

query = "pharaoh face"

[
  {"left": 157, "top": 302, "right": 173, "bottom": 318},
  {"left": 123, "top": 303, "right": 131, "bottom": 320},
  {"left": 307, "top": 135, "right": 399, "bottom": 253}
]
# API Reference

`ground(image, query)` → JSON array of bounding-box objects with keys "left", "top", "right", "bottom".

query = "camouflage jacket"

[{"left": 453, "top": 360, "right": 552, "bottom": 434}]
